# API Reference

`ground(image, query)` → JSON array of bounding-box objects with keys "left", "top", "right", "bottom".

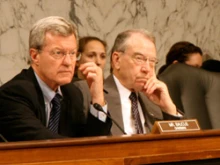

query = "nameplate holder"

[{"left": 151, "top": 119, "right": 201, "bottom": 134}]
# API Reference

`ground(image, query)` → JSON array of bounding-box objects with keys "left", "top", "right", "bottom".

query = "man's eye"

[
  {"left": 70, "top": 51, "right": 76, "bottom": 56},
  {"left": 150, "top": 58, "right": 157, "bottom": 63},
  {"left": 54, "top": 50, "right": 62, "bottom": 55},
  {"left": 136, "top": 56, "right": 144, "bottom": 60}
]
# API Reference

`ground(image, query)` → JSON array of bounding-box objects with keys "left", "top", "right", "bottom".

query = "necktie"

[
  {"left": 48, "top": 93, "right": 62, "bottom": 133},
  {"left": 129, "top": 92, "right": 143, "bottom": 134}
]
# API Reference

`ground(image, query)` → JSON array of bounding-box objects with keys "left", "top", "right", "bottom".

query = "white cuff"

[{"left": 90, "top": 104, "right": 107, "bottom": 122}]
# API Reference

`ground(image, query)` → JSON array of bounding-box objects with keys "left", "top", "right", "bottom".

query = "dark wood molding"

[{"left": 1, "top": 130, "right": 220, "bottom": 164}]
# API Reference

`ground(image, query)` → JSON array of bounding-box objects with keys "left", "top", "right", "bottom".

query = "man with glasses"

[
  {"left": 105, "top": 29, "right": 183, "bottom": 135},
  {"left": 0, "top": 16, "right": 111, "bottom": 141}
]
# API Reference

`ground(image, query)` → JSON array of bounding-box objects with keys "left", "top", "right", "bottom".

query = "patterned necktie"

[
  {"left": 129, "top": 92, "right": 143, "bottom": 134},
  {"left": 48, "top": 93, "right": 62, "bottom": 133}
]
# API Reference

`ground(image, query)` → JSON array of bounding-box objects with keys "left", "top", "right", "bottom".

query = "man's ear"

[
  {"left": 29, "top": 48, "right": 40, "bottom": 65},
  {"left": 112, "top": 52, "right": 121, "bottom": 70},
  {"left": 75, "top": 52, "right": 82, "bottom": 67}
]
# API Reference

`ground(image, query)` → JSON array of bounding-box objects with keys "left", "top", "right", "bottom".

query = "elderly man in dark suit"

[
  {"left": 104, "top": 29, "right": 183, "bottom": 135},
  {"left": 0, "top": 16, "right": 111, "bottom": 142}
]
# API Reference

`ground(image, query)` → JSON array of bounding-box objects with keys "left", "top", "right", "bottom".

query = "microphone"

[
  {"left": 93, "top": 103, "right": 126, "bottom": 135},
  {"left": 0, "top": 134, "right": 8, "bottom": 142}
]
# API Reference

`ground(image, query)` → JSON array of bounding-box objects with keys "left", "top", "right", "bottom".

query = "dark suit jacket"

[
  {"left": 0, "top": 67, "right": 111, "bottom": 141},
  {"left": 104, "top": 75, "right": 182, "bottom": 135}
]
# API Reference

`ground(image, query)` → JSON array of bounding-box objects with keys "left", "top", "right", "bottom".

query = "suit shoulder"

[
  {"left": 0, "top": 77, "right": 39, "bottom": 97},
  {"left": 0, "top": 68, "right": 43, "bottom": 106}
]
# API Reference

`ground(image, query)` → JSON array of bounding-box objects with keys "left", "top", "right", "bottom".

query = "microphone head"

[{"left": 93, "top": 103, "right": 103, "bottom": 112}]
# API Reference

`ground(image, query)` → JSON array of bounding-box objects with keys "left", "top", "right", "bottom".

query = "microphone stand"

[
  {"left": 93, "top": 103, "right": 126, "bottom": 135},
  {"left": 0, "top": 134, "right": 8, "bottom": 142}
]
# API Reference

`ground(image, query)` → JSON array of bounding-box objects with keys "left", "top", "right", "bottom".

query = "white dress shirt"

[{"left": 113, "top": 75, "right": 146, "bottom": 135}]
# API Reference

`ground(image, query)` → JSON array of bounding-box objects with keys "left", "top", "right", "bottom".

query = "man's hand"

[
  {"left": 141, "top": 76, "right": 177, "bottom": 115},
  {"left": 78, "top": 62, "right": 105, "bottom": 106}
]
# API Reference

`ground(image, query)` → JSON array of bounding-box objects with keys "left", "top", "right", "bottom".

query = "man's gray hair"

[
  {"left": 111, "top": 29, "right": 155, "bottom": 54},
  {"left": 110, "top": 29, "right": 155, "bottom": 73},
  {"left": 28, "top": 16, "right": 78, "bottom": 64}
]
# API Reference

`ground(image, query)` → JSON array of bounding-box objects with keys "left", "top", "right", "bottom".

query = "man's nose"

[
  {"left": 63, "top": 53, "right": 73, "bottom": 65},
  {"left": 141, "top": 61, "right": 151, "bottom": 72}
]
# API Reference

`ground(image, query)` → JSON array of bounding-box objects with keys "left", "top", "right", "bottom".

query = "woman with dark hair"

[
  {"left": 74, "top": 36, "right": 107, "bottom": 80},
  {"left": 158, "top": 41, "right": 203, "bottom": 75}
]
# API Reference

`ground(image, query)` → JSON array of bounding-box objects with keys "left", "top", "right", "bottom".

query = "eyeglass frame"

[
  {"left": 117, "top": 51, "right": 158, "bottom": 67},
  {"left": 37, "top": 48, "right": 77, "bottom": 60}
]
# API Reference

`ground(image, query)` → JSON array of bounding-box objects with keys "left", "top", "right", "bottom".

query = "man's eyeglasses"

[
  {"left": 39, "top": 49, "right": 77, "bottom": 60},
  {"left": 132, "top": 54, "right": 158, "bottom": 67}
]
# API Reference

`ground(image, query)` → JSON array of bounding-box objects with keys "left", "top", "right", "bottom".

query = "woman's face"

[
  {"left": 77, "top": 40, "right": 106, "bottom": 70},
  {"left": 185, "top": 53, "right": 203, "bottom": 68}
]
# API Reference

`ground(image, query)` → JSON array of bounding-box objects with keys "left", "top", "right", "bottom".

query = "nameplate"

[{"left": 151, "top": 119, "right": 201, "bottom": 134}]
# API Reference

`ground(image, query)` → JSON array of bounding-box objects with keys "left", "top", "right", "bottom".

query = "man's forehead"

[
  {"left": 125, "top": 42, "right": 157, "bottom": 58},
  {"left": 126, "top": 35, "right": 155, "bottom": 47}
]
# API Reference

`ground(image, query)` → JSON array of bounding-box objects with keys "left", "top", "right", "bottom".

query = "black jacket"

[{"left": 0, "top": 67, "right": 111, "bottom": 141}]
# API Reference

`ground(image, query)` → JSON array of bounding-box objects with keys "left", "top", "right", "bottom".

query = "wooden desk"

[{"left": 1, "top": 130, "right": 220, "bottom": 165}]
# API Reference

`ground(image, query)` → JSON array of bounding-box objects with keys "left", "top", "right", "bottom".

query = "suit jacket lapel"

[
  {"left": 104, "top": 75, "right": 124, "bottom": 135},
  {"left": 26, "top": 67, "right": 47, "bottom": 125},
  {"left": 104, "top": 75, "right": 164, "bottom": 134},
  {"left": 138, "top": 92, "right": 163, "bottom": 132}
]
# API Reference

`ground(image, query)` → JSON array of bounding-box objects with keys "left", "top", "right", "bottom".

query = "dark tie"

[
  {"left": 48, "top": 93, "right": 62, "bottom": 133},
  {"left": 129, "top": 92, "right": 143, "bottom": 134}
]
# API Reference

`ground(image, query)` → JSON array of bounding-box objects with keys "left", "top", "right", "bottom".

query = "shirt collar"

[
  {"left": 113, "top": 75, "right": 135, "bottom": 99},
  {"left": 34, "top": 72, "right": 62, "bottom": 103}
]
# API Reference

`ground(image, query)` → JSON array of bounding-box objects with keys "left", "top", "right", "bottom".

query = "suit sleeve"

[
  {"left": 162, "top": 109, "right": 185, "bottom": 120},
  {"left": 72, "top": 81, "right": 112, "bottom": 136}
]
